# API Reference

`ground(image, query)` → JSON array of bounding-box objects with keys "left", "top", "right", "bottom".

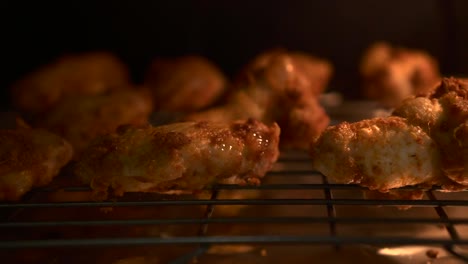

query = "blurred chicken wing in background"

[
  {"left": 360, "top": 42, "right": 440, "bottom": 107},
  {"left": 186, "top": 50, "right": 332, "bottom": 149},
  {"left": 10, "top": 52, "right": 130, "bottom": 116}
]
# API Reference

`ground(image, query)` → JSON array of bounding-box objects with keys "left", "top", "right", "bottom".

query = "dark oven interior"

[{"left": 1, "top": 1, "right": 468, "bottom": 264}]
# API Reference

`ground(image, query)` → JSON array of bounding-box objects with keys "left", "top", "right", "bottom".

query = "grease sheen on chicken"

[
  {"left": 0, "top": 120, "right": 73, "bottom": 201},
  {"left": 75, "top": 119, "right": 280, "bottom": 199}
]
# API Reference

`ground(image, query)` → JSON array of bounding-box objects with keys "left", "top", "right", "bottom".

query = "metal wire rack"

[{"left": 0, "top": 151, "right": 467, "bottom": 263}]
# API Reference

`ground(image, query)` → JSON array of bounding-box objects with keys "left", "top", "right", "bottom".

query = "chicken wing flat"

[
  {"left": 186, "top": 50, "right": 331, "bottom": 149},
  {"left": 360, "top": 42, "right": 440, "bottom": 107},
  {"left": 11, "top": 52, "right": 129, "bottom": 115},
  {"left": 393, "top": 77, "right": 468, "bottom": 186},
  {"left": 0, "top": 120, "right": 73, "bottom": 201},
  {"left": 36, "top": 89, "right": 153, "bottom": 158},
  {"left": 74, "top": 119, "right": 280, "bottom": 199},
  {"left": 310, "top": 116, "right": 441, "bottom": 191},
  {"left": 144, "top": 55, "right": 226, "bottom": 112}
]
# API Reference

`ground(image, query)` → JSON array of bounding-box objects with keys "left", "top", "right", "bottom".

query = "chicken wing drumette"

[
  {"left": 393, "top": 77, "right": 468, "bottom": 187},
  {"left": 144, "top": 55, "right": 226, "bottom": 112},
  {"left": 311, "top": 77, "right": 467, "bottom": 195},
  {"left": 310, "top": 116, "right": 441, "bottom": 191},
  {"left": 11, "top": 52, "right": 130, "bottom": 115},
  {"left": 36, "top": 89, "right": 153, "bottom": 158},
  {"left": 186, "top": 50, "right": 332, "bottom": 149},
  {"left": 0, "top": 120, "right": 73, "bottom": 201},
  {"left": 360, "top": 42, "right": 440, "bottom": 107},
  {"left": 75, "top": 119, "right": 280, "bottom": 199}
]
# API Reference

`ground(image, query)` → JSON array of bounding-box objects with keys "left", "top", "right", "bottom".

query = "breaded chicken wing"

[
  {"left": 186, "top": 50, "right": 331, "bottom": 149},
  {"left": 75, "top": 119, "right": 280, "bottom": 199},
  {"left": 311, "top": 77, "right": 467, "bottom": 195},
  {"left": 144, "top": 55, "right": 226, "bottom": 112},
  {"left": 360, "top": 42, "right": 440, "bottom": 107},
  {"left": 310, "top": 117, "right": 441, "bottom": 191},
  {"left": 36, "top": 89, "right": 153, "bottom": 158},
  {"left": 393, "top": 77, "right": 468, "bottom": 186},
  {"left": 0, "top": 120, "right": 73, "bottom": 201},
  {"left": 11, "top": 52, "right": 129, "bottom": 115}
]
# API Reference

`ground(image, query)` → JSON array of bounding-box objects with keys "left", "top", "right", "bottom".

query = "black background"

[{"left": 2, "top": 0, "right": 468, "bottom": 110}]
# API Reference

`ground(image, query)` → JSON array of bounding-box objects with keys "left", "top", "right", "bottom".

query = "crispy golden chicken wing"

[
  {"left": 11, "top": 52, "right": 129, "bottom": 115},
  {"left": 311, "top": 77, "right": 467, "bottom": 195},
  {"left": 144, "top": 55, "right": 226, "bottom": 112},
  {"left": 393, "top": 77, "right": 468, "bottom": 186},
  {"left": 0, "top": 120, "right": 73, "bottom": 201},
  {"left": 360, "top": 42, "right": 440, "bottom": 107},
  {"left": 310, "top": 117, "right": 441, "bottom": 191},
  {"left": 36, "top": 89, "right": 153, "bottom": 158},
  {"left": 75, "top": 119, "right": 280, "bottom": 199},
  {"left": 186, "top": 50, "right": 331, "bottom": 149}
]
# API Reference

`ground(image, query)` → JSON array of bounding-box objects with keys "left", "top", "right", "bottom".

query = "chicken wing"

[
  {"left": 360, "top": 42, "right": 440, "bottom": 107},
  {"left": 36, "top": 89, "right": 153, "bottom": 158},
  {"left": 310, "top": 116, "right": 441, "bottom": 191},
  {"left": 74, "top": 119, "right": 280, "bottom": 199},
  {"left": 186, "top": 50, "right": 331, "bottom": 149},
  {"left": 11, "top": 52, "right": 129, "bottom": 115},
  {"left": 144, "top": 55, "right": 226, "bottom": 112},
  {"left": 393, "top": 77, "right": 468, "bottom": 186},
  {"left": 311, "top": 77, "right": 467, "bottom": 195},
  {"left": 0, "top": 120, "right": 73, "bottom": 201}
]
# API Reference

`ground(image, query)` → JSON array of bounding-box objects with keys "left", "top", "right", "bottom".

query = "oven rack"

[{"left": 0, "top": 153, "right": 467, "bottom": 263}]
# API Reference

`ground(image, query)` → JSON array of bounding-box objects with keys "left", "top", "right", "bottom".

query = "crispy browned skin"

[
  {"left": 144, "top": 55, "right": 226, "bottom": 112},
  {"left": 0, "top": 121, "right": 73, "bottom": 201},
  {"left": 186, "top": 50, "right": 331, "bottom": 149},
  {"left": 11, "top": 52, "right": 129, "bottom": 115},
  {"left": 36, "top": 89, "right": 153, "bottom": 158},
  {"left": 360, "top": 42, "right": 440, "bottom": 107},
  {"left": 75, "top": 119, "right": 280, "bottom": 199},
  {"left": 311, "top": 117, "right": 441, "bottom": 191},
  {"left": 311, "top": 77, "right": 467, "bottom": 197},
  {"left": 393, "top": 77, "right": 468, "bottom": 186}
]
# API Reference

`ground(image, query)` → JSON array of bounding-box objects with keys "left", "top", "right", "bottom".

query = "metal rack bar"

[
  {"left": 321, "top": 174, "right": 338, "bottom": 249},
  {"left": 1, "top": 199, "right": 467, "bottom": 208},
  {"left": 2, "top": 217, "right": 468, "bottom": 228},
  {"left": 427, "top": 190, "right": 468, "bottom": 261},
  {"left": 1, "top": 236, "right": 468, "bottom": 249},
  {"left": 31, "top": 183, "right": 449, "bottom": 193}
]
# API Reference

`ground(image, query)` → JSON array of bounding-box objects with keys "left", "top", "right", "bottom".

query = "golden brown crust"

[
  {"left": 75, "top": 119, "right": 280, "bottom": 199},
  {"left": 313, "top": 77, "right": 467, "bottom": 196},
  {"left": 428, "top": 77, "right": 468, "bottom": 99},
  {"left": 310, "top": 116, "right": 441, "bottom": 191},
  {"left": 36, "top": 89, "right": 153, "bottom": 158},
  {"left": 393, "top": 77, "right": 468, "bottom": 187},
  {"left": 144, "top": 55, "right": 226, "bottom": 112},
  {"left": 11, "top": 52, "right": 130, "bottom": 115},
  {"left": 0, "top": 125, "right": 73, "bottom": 201}
]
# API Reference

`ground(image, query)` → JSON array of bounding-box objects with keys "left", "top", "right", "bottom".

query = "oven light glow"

[{"left": 378, "top": 246, "right": 427, "bottom": 256}]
